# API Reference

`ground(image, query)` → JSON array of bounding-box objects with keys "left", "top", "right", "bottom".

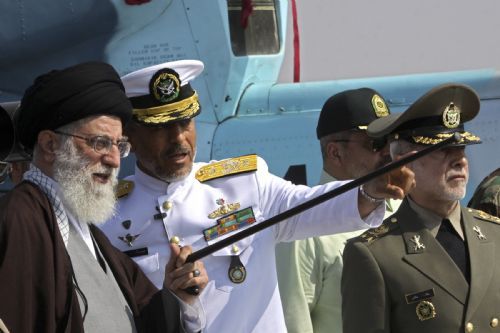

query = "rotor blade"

[{"left": 187, "top": 133, "right": 460, "bottom": 263}]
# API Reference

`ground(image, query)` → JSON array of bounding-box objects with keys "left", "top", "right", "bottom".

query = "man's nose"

[
  {"left": 167, "top": 123, "right": 187, "bottom": 142},
  {"left": 101, "top": 146, "right": 121, "bottom": 169},
  {"left": 450, "top": 147, "right": 467, "bottom": 168}
]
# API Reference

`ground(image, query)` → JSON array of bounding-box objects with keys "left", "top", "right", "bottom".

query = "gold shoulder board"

[
  {"left": 116, "top": 180, "right": 134, "bottom": 199},
  {"left": 468, "top": 208, "right": 500, "bottom": 224},
  {"left": 360, "top": 221, "right": 397, "bottom": 244},
  {"left": 195, "top": 154, "right": 258, "bottom": 182}
]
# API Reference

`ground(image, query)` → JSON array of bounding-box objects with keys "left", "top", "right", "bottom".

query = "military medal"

[
  {"left": 416, "top": 300, "right": 436, "bottom": 321},
  {"left": 472, "top": 225, "right": 486, "bottom": 240},
  {"left": 118, "top": 233, "right": 141, "bottom": 247},
  {"left": 228, "top": 255, "right": 246, "bottom": 284}
]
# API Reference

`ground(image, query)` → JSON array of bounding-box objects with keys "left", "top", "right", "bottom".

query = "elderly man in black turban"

[{"left": 0, "top": 62, "right": 208, "bottom": 333}]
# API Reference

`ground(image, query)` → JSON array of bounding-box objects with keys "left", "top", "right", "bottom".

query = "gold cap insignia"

[
  {"left": 442, "top": 102, "right": 461, "bottom": 128},
  {"left": 416, "top": 300, "right": 436, "bottom": 321},
  {"left": 372, "top": 94, "right": 389, "bottom": 118},
  {"left": 150, "top": 68, "right": 181, "bottom": 103}
]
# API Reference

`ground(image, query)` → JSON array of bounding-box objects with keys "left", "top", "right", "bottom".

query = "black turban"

[{"left": 17, "top": 61, "right": 132, "bottom": 149}]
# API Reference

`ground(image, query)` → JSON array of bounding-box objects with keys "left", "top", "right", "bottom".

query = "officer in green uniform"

[
  {"left": 341, "top": 83, "right": 500, "bottom": 333},
  {"left": 468, "top": 168, "right": 500, "bottom": 217}
]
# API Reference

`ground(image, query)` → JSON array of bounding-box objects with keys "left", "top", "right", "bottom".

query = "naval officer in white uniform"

[{"left": 100, "top": 60, "right": 415, "bottom": 332}]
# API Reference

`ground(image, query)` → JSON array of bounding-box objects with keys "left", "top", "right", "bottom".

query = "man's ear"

[
  {"left": 37, "top": 130, "right": 60, "bottom": 162},
  {"left": 326, "top": 141, "right": 341, "bottom": 163}
]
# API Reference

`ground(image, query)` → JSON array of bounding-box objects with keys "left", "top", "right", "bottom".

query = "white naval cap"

[{"left": 121, "top": 60, "right": 204, "bottom": 125}]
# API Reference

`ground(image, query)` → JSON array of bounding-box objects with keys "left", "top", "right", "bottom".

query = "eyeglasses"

[
  {"left": 331, "top": 137, "right": 387, "bottom": 152},
  {"left": 54, "top": 131, "right": 131, "bottom": 158}
]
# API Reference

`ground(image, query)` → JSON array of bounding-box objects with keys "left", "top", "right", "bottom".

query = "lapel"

[
  {"left": 397, "top": 200, "right": 468, "bottom": 304},
  {"left": 463, "top": 207, "right": 495, "bottom": 319}
]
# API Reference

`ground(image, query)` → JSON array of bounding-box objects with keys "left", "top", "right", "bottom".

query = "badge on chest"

[
  {"left": 204, "top": 198, "right": 256, "bottom": 284},
  {"left": 203, "top": 204, "right": 256, "bottom": 243},
  {"left": 405, "top": 289, "right": 437, "bottom": 321}
]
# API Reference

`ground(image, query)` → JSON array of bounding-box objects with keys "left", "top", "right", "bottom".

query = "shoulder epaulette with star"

[
  {"left": 195, "top": 154, "right": 258, "bottom": 182},
  {"left": 468, "top": 208, "right": 500, "bottom": 224},
  {"left": 116, "top": 180, "right": 134, "bottom": 199},
  {"left": 359, "top": 218, "right": 399, "bottom": 244}
]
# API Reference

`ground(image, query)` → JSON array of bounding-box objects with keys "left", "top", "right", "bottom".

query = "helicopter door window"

[{"left": 227, "top": 0, "right": 280, "bottom": 56}]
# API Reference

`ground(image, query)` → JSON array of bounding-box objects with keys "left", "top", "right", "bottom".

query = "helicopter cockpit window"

[{"left": 227, "top": 0, "right": 280, "bottom": 56}]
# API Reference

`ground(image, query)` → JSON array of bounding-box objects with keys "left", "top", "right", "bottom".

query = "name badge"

[{"left": 405, "top": 288, "right": 435, "bottom": 304}]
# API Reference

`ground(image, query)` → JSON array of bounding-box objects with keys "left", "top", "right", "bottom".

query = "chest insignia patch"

[
  {"left": 416, "top": 300, "right": 436, "bottom": 321},
  {"left": 118, "top": 233, "right": 141, "bottom": 247},
  {"left": 208, "top": 198, "right": 241, "bottom": 219},
  {"left": 203, "top": 207, "right": 256, "bottom": 242}
]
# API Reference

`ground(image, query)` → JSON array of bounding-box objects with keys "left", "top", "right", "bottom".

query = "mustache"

[
  {"left": 90, "top": 165, "right": 115, "bottom": 176},
  {"left": 164, "top": 144, "right": 190, "bottom": 157}
]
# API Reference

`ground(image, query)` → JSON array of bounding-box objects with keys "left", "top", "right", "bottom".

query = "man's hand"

[
  {"left": 164, "top": 243, "right": 208, "bottom": 304},
  {"left": 358, "top": 152, "right": 416, "bottom": 217}
]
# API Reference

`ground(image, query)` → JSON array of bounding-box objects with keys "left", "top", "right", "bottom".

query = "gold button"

[
  {"left": 170, "top": 236, "right": 180, "bottom": 245},
  {"left": 468, "top": 208, "right": 473, "bottom": 212},
  {"left": 232, "top": 245, "right": 239, "bottom": 254},
  {"left": 465, "top": 322, "right": 474, "bottom": 332},
  {"left": 162, "top": 201, "right": 173, "bottom": 210},
  {"left": 491, "top": 318, "right": 499, "bottom": 328},
  {"left": 390, "top": 217, "right": 398, "bottom": 223}
]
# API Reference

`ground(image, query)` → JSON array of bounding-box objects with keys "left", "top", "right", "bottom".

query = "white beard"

[{"left": 53, "top": 140, "right": 119, "bottom": 225}]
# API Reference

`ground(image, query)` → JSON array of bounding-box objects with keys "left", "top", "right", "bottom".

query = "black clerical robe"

[{"left": 0, "top": 181, "right": 181, "bottom": 333}]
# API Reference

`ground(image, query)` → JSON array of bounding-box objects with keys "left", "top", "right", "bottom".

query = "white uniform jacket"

[{"left": 100, "top": 155, "right": 384, "bottom": 333}]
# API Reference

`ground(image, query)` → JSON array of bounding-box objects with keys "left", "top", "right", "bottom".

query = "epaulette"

[
  {"left": 359, "top": 218, "right": 399, "bottom": 244},
  {"left": 195, "top": 154, "right": 258, "bottom": 182},
  {"left": 116, "top": 180, "right": 134, "bottom": 199},
  {"left": 468, "top": 208, "right": 500, "bottom": 224}
]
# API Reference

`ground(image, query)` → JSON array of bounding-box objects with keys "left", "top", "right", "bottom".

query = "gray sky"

[{"left": 280, "top": 0, "right": 500, "bottom": 82}]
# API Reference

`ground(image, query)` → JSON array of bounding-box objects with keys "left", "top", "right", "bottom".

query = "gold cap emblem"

[
  {"left": 442, "top": 102, "right": 460, "bottom": 128},
  {"left": 150, "top": 68, "right": 181, "bottom": 103},
  {"left": 372, "top": 94, "right": 389, "bottom": 118}
]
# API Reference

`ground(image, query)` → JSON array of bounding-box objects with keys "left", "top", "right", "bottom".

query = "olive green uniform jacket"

[{"left": 342, "top": 199, "right": 500, "bottom": 333}]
